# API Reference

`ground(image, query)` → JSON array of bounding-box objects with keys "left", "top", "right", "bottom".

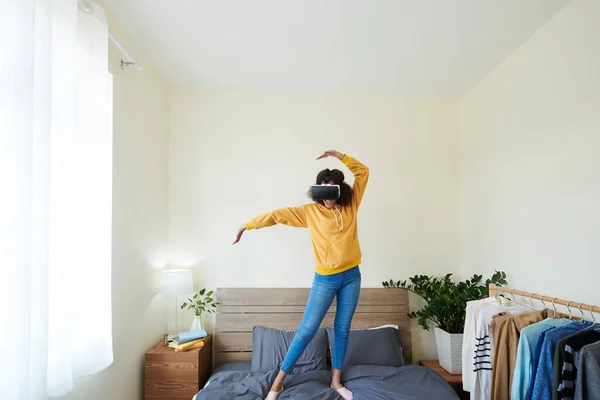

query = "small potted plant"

[
  {"left": 383, "top": 271, "right": 507, "bottom": 374},
  {"left": 181, "top": 288, "right": 219, "bottom": 331}
]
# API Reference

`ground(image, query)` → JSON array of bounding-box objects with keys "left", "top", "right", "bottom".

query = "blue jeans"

[{"left": 281, "top": 266, "right": 361, "bottom": 373}]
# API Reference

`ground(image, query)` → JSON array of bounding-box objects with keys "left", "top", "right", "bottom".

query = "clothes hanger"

[
  {"left": 552, "top": 297, "right": 561, "bottom": 319},
  {"left": 578, "top": 303, "right": 585, "bottom": 320},
  {"left": 529, "top": 293, "right": 545, "bottom": 312},
  {"left": 502, "top": 289, "right": 527, "bottom": 310},
  {"left": 528, "top": 293, "right": 536, "bottom": 309},
  {"left": 494, "top": 289, "right": 512, "bottom": 306},
  {"left": 520, "top": 292, "right": 534, "bottom": 310},
  {"left": 494, "top": 290, "right": 502, "bottom": 304},
  {"left": 533, "top": 293, "right": 547, "bottom": 311},
  {"left": 589, "top": 307, "right": 598, "bottom": 330},
  {"left": 533, "top": 293, "right": 555, "bottom": 319},
  {"left": 579, "top": 304, "right": 599, "bottom": 332},
  {"left": 566, "top": 301, "right": 573, "bottom": 320}
]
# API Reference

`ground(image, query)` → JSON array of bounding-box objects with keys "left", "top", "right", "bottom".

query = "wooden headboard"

[{"left": 213, "top": 288, "right": 412, "bottom": 367}]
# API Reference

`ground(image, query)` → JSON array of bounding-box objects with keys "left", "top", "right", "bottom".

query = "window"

[{"left": 0, "top": 1, "right": 113, "bottom": 397}]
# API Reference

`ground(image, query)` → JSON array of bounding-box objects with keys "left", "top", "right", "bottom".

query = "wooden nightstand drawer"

[{"left": 144, "top": 335, "right": 212, "bottom": 400}]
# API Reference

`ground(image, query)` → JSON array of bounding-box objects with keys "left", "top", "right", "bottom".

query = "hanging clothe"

[
  {"left": 554, "top": 330, "right": 600, "bottom": 399},
  {"left": 463, "top": 297, "right": 499, "bottom": 393},
  {"left": 513, "top": 318, "right": 570, "bottom": 400},
  {"left": 526, "top": 326, "right": 566, "bottom": 400},
  {"left": 531, "top": 320, "right": 593, "bottom": 400},
  {"left": 490, "top": 309, "right": 551, "bottom": 400},
  {"left": 574, "top": 341, "right": 600, "bottom": 400},
  {"left": 472, "top": 302, "right": 528, "bottom": 400},
  {"left": 489, "top": 311, "right": 512, "bottom": 363}
]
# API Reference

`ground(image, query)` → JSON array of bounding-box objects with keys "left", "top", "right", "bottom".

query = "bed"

[{"left": 193, "top": 287, "right": 459, "bottom": 400}]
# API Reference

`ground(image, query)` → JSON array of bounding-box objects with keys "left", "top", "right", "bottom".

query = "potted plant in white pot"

[
  {"left": 383, "top": 271, "right": 507, "bottom": 374},
  {"left": 180, "top": 288, "right": 219, "bottom": 331}
]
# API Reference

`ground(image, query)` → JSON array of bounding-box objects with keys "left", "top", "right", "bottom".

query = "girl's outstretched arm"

[{"left": 233, "top": 205, "right": 309, "bottom": 244}]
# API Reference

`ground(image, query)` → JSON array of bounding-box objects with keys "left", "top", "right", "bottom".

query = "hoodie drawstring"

[{"left": 331, "top": 206, "right": 344, "bottom": 231}]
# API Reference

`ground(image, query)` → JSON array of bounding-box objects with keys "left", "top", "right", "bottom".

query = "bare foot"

[
  {"left": 265, "top": 382, "right": 283, "bottom": 400},
  {"left": 331, "top": 383, "right": 353, "bottom": 400}
]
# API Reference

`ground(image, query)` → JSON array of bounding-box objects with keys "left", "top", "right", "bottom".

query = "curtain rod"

[
  {"left": 77, "top": 0, "right": 143, "bottom": 71},
  {"left": 489, "top": 284, "right": 600, "bottom": 314}
]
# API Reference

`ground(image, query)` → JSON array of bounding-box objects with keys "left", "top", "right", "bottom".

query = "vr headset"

[{"left": 311, "top": 169, "right": 340, "bottom": 201}]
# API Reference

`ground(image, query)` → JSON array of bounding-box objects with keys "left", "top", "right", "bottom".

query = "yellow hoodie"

[{"left": 245, "top": 154, "right": 369, "bottom": 276}]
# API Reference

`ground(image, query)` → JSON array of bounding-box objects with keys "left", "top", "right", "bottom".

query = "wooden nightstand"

[
  {"left": 144, "top": 335, "right": 212, "bottom": 400},
  {"left": 419, "top": 360, "right": 467, "bottom": 400}
]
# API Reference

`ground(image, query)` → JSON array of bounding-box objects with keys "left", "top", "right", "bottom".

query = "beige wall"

[
  {"left": 459, "top": 0, "right": 600, "bottom": 308},
  {"left": 169, "top": 88, "right": 460, "bottom": 361},
  {"left": 58, "top": 5, "right": 170, "bottom": 400},
  {"left": 57, "top": 0, "right": 600, "bottom": 394}
]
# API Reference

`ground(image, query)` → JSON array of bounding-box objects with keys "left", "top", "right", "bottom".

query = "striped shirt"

[
  {"left": 463, "top": 297, "right": 499, "bottom": 393},
  {"left": 555, "top": 329, "right": 600, "bottom": 399},
  {"left": 472, "top": 304, "right": 527, "bottom": 400},
  {"left": 532, "top": 321, "right": 593, "bottom": 400}
]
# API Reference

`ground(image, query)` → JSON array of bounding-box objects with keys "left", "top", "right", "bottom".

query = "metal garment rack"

[{"left": 489, "top": 284, "right": 600, "bottom": 316}]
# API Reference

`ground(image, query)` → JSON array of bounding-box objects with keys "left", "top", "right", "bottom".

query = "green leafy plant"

[
  {"left": 382, "top": 271, "right": 507, "bottom": 334},
  {"left": 180, "top": 288, "right": 219, "bottom": 316}
]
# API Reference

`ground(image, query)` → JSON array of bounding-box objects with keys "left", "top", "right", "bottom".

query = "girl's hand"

[
  {"left": 233, "top": 225, "right": 246, "bottom": 245},
  {"left": 317, "top": 150, "right": 344, "bottom": 161}
]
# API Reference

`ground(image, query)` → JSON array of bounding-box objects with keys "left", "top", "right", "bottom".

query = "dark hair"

[{"left": 307, "top": 168, "right": 354, "bottom": 207}]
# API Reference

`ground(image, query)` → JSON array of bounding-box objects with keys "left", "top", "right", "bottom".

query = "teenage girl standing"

[{"left": 233, "top": 150, "right": 369, "bottom": 400}]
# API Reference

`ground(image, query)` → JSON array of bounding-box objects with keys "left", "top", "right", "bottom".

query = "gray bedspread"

[{"left": 195, "top": 365, "right": 459, "bottom": 400}]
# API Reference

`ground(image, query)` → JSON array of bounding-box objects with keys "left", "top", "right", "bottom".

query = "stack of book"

[{"left": 168, "top": 329, "right": 208, "bottom": 352}]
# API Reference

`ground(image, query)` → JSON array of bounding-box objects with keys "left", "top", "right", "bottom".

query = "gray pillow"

[
  {"left": 251, "top": 326, "right": 329, "bottom": 374},
  {"left": 326, "top": 326, "right": 405, "bottom": 368}
]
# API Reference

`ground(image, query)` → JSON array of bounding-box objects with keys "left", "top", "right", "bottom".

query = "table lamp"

[{"left": 159, "top": 269, "right": 194, "bottom": 340}]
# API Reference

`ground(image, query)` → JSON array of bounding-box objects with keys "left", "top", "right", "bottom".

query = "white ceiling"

[{"left": 104, "top": 0, "right": 569, "bottom": 98}]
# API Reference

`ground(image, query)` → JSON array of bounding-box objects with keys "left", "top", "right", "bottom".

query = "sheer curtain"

[{"left": 0, "top": 0, "right": 113, "bottom": 398}]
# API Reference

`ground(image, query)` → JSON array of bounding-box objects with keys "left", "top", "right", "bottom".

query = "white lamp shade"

[{"left": 159, "top": 269, "right": 194, "bottom": 296}]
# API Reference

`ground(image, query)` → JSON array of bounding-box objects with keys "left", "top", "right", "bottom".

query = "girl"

[{"left": 233, "top": 150, "right": 369, "bottom": 400}]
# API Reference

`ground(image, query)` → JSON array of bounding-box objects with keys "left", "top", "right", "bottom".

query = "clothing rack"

[{"left": 489, "top": 284, "right": 600, "bottom": 315}]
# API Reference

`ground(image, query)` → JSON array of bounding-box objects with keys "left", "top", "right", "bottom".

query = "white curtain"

[{"left": 0, "top": 0, "right": 113, "bottom": 398}]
